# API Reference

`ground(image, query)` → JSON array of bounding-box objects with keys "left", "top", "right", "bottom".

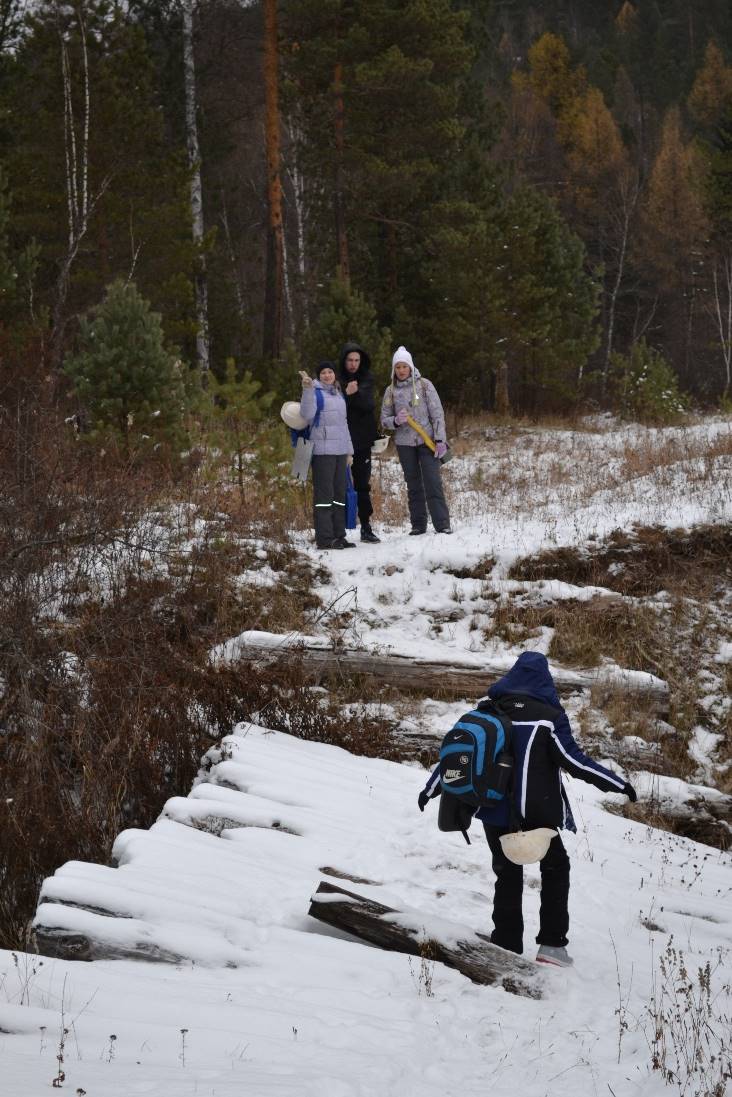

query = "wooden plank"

[
  {"left": 222, "top": 630, "right": 670, "bottom": 712},
  {"left": 33, "top": 921, "right": 187, "bottom": 965},
  {"left": 308, "top": 880, "right": 543, "bottom": 998}
]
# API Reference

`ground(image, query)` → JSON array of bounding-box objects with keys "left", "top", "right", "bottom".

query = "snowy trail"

[{"left": 3, "top": 419, "right": 732, "bottom": 1096}]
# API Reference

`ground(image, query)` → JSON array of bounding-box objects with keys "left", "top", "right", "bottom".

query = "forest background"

[
  {"left": 2, "top": 0, "right": 732, "bottom": 950},
  {"left": 2, "top": 0, "right": 732, "bottom": 426}
]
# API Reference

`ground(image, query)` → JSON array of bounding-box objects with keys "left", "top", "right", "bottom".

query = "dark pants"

[
  {"left": 396, "top": 444, "right": 450, "bottom": 532},
  {"left": 312, "top": 454, "right": 347, "bottom": 545},
  {"left": 351, "top": 448, "right": 373, "bottom": 526},
  {"left": 483, "top": 825, "right": 570, "bottom": 955}
]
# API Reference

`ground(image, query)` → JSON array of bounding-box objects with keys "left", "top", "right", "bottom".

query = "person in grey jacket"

[
  {"left": 300, "top": 362, "right": 355, "bottom": 550},
  {"left": 381, "top": 346, "right": 451, "bottom": 535}
]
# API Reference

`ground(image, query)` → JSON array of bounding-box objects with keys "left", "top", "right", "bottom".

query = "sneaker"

[
  {"left": 332, "top": 537, "right": 356, "bottom": 549},
  {"left": 409, "top": 527, "right": 426, "bottom": 536},
  {"left": 360, "top": 526, "right": 381, "bottom": 543},
  {"left": 536, "top": 945, "right": 574, "bottom": 968}
]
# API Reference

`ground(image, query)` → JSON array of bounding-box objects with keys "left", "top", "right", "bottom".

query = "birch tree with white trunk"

[
  {"left": 182, "top": 0, "right": 210, "bottom": 376},
  {"left": 51, "top": 0, "right": 111, "bottom": 369},
  {"left": 709, "top": 255, "right": 732, "bottom": 400}
]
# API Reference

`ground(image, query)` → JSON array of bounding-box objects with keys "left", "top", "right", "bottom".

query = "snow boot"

[
  {"left": 536, "top": 945, "right": 574, "bottom": 968},
  {"left": 360, "top": 525, "right": 380, "bottom": 543}
]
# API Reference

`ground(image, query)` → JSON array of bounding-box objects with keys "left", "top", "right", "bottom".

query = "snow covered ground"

[
  {"left": 2, "top": 417, "right": 731, "bottom": 1096},
  {"left": 3, "top": 725, "right": 731, "bottom": 1096}
]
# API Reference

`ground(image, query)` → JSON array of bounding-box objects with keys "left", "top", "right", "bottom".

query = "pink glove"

[
  {"left": 435, "top": 441, "right": 448, "bottom": 459},
  {"left": 394, "top": 407, "right": 409, "bottom": 426}
]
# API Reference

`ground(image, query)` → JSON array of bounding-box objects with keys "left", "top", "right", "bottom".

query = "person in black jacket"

[
  {"left": 418, "top": 652, "right": 637, "bottom": 967},
  {"left": 338, "top": 342, "right": 380, "bottom": 543}
]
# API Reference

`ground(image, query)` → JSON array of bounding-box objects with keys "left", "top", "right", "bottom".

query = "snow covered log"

[
  {"left": 214, "top": 629, "right": 670, "bottom": 713},
  {"left": 635, "top": 794, "right": 732, "bottom": 850},
  {"left": 308, "top": 880, "right": 544, "bottom": 998}
]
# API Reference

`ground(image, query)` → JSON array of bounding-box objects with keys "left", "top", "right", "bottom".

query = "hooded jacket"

[
  {"left": 422, "top": 652, "right": 627, "bottom": 831},
  {"left": 380, "top": 346, "right": 446, "bottom": 448},
  {"left": 338, "top": 342, "right": 379, "bottom": 450},
  {"left": 299, "top": 380, "right": 354, "bottom": 457}
]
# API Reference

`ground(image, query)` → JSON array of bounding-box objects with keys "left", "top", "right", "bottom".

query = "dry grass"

[
  {"left": 490, "top": 520, "right": 732, "bottom": 798},
  {"left": 594, "top": 689, "right": 692, "bottom": 778},
  {"left": 482, "top": 595, "right": 665, "bottom": 674},
  {"left": 509, "top": 525, "right": 732, "bottom": 599},
  {"left": 0, "top": 389, "right": 346, "bottom": 949}
]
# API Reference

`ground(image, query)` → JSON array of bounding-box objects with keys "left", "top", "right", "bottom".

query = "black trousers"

[
  {"left": 396, "top": 443, "right": 450, "bottom": 531},
  {"left": 312, "top": 454, "right": 347, "bottom": 545},
  {"left": 483, "top": 825, "right": 570, "bottom": 955},
  {"left": 351, "top": 447, "right": 373, "bottom": 526}
]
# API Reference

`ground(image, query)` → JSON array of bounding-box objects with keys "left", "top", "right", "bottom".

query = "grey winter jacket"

[
  {"left": 300, "top": 381, "right": 354, "bottom": 456},
  {"left": 380, "top": 365, "right": 447, "bottom": 448}
]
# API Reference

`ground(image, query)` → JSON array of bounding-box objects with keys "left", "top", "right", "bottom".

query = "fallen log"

[
  {"left": 308, "top": 880, "right": 543, "bottom": 998},
  {"left": 622, "top": 794, "right": 732, "bottom": 851},
  {"left": 33, "top": 920, "right": 187, "bottom": 965},
  {"left": 213, "top": 629, "right": 670, "bottom": 713}
]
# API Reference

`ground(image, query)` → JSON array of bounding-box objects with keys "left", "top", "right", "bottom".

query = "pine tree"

[
  {"left": 643, "top": 106, "right": 709, "bottom": 387},
  {"left": 688, "top": 40, "right": 732, "bottom": 130},
  {"left": 206, "top": 360, "right": 276, "bottom": 494},
  {"left": 0, "top": 167, "right": 17, "bottom": 310},
  {"left": 64, "top": 280, "right": 187, "bottom": 450},
  {"left": 702, "top": 104, "right": 732, "bottom": 399},
  {"left": 301, "top": 276, "right": 391, "bottom": 382},
  {"left": 644, "top": 107, "right": 708, "bottom": 289},
  {"left": 282, "top": 0, "right": 474, "bottom": 325},
  {"left": 2, "top": 1, "right": 196, "bottom": 362},
  {"left": 423, "top": 180, "right": 599, "bottom": 412}
]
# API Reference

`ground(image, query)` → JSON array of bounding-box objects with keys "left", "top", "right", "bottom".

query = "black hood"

[{"left": 338, "top": 342, "right": 371, "bottom": 380}]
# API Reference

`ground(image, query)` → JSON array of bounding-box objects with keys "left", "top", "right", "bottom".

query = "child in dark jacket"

[{"left": 418, "top": 652, "right": 637, "bottom": 967}]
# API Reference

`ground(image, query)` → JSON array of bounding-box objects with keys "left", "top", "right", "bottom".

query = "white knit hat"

[
  {"left": 392, "top": 346, "right": 414, "bottom": 371},
  {"left": 499, "top": 828, "right": 557, "bottom": 865}
]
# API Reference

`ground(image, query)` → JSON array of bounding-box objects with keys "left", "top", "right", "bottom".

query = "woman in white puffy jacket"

[{"left": 381, "top": 346, "right": 451, "bottom": 535}]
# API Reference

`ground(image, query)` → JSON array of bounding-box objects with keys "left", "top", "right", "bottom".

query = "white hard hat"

[
  {"left": 371, "top": 436, "right": 390, "bottom": 455},
  {"left": 280, "top": 401, "right": 308, "bottom": 430},
  {"left": 499, "top": 828, "right": 557, "bottom": 865}
]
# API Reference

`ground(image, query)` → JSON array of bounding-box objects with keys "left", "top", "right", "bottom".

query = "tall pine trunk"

[
  {"left": 494, "top": 361, "right": 510, "bottom": 417},
  {"left": 263, "top": 0, "right": 284, "bottom": 360},
  {"left": 333, "top": 61, "right": 349, "bottom": 284},
  {"left": 182, "top": 0, "right": 210, "bottom": 376}
]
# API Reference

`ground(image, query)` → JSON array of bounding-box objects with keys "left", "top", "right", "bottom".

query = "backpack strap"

[
  {"left": 313, "top": 387, "right": 325, "bottom": 428},
  {"left": 291, "top": 387, "right": 325, "bottom": 447},
  {"left": 289, "top": 426, "right": 310, "bottom": 447}
]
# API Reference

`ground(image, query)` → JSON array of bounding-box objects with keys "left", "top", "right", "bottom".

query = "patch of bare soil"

[{"left": 509, "top": 524, "right": 732, "bottom": 598}]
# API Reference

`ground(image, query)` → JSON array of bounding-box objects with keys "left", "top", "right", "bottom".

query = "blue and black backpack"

[{"left": 437, "top": 700, "right": 515, "bottom": 844}]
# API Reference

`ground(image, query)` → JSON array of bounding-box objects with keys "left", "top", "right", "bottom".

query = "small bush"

[{"left": 611, "top": 339, "right": 688, "bottom": 424}]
